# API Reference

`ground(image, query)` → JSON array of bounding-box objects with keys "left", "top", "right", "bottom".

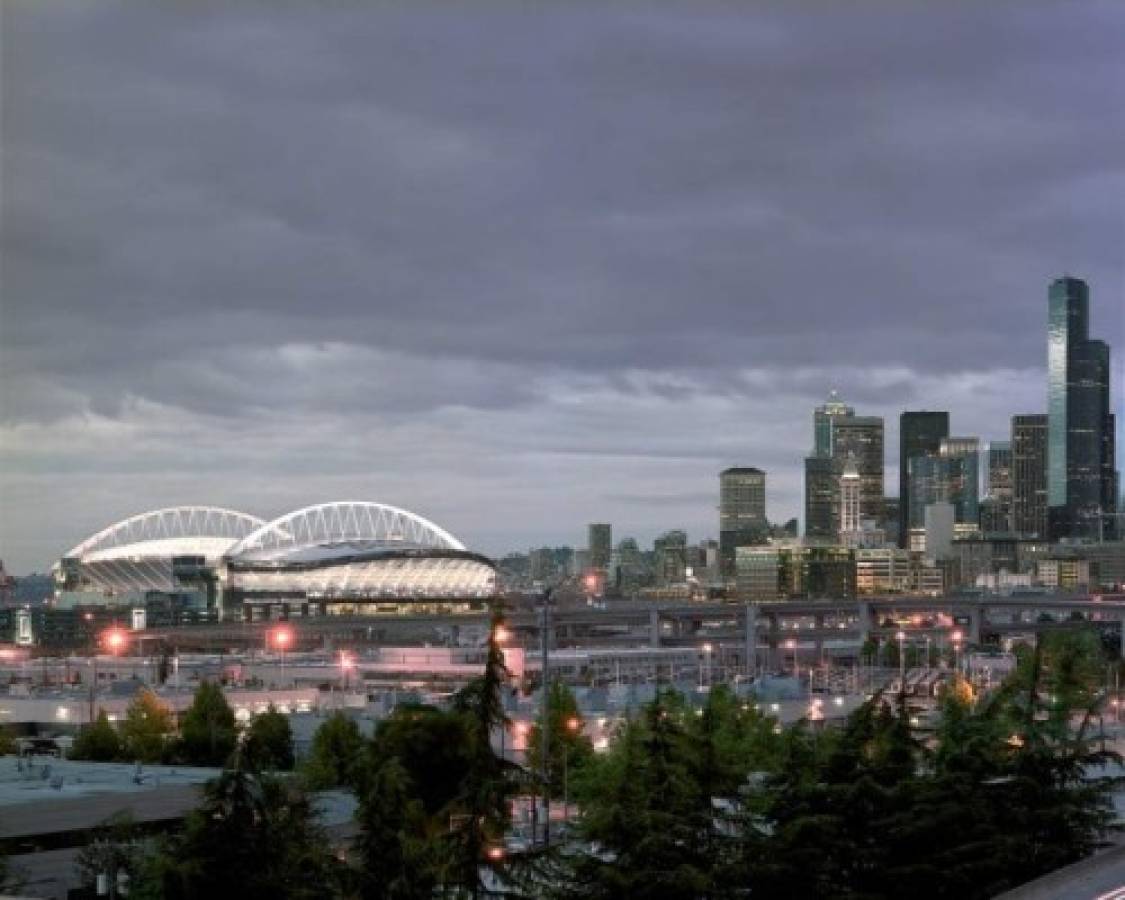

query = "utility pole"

[{"left": 539, "top": 589, "right": 552, "bottom": 847}]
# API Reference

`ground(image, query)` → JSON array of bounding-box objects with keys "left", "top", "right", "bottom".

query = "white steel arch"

[
  {"left": 65, "top": 507, "right": 267, "bottom": 559},
  {"left": 228, "top": 501, "right": 466, "bottom": 556}
]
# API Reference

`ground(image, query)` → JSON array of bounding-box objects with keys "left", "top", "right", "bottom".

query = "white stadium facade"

[{"left": 54, "top": 502, "right": 498, "bottom": 619}]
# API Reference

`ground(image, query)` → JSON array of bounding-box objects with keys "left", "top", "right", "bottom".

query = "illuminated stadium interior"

[{"left": 54, "top": 502, "right": 497, "bottom": 618}]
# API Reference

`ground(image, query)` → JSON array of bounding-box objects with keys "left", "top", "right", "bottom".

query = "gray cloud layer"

[{"left": 1, "top": 1, "right": 1122, "bottom": 571}]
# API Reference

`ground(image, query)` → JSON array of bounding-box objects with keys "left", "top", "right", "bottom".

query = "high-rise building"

[
  {"left": 940, "top": 437, "right": 981, "bottom": 527},
  {"left": 1046, "top": 276, "right": 1117, "bottom": 540},
  {"left": 835, "top": 416, "right": 884, "bottom": 521},
  {"left": 813, "top": 390, "right": 854, "bottom": 457},
  {"left": 804, "top": 456, "right": 838, "bottom": 542},
  {"left": 719, "top": 467, "right": 767, "bottom": 577},
  {"left": 587, "top": 523, "right": 612, "bottom": 571},
  {"left": 839, "top": 458, "right": 862, "bottom": 536},
  {"left": 981, "top": 440, "right": 1013, "bottom": 534},
  {"left": 1012, "top": 414, "right": 1049, "bottom": 538},
  {"left": 906, "top": 437, "right": 980, "bottom": 535},
  {"left": 804, "top": 392, "right": 884, "bottom": 542},
  {"left": 653, "top": 530, "right": 688, "bottom": 586},
  {"left": 899, "top": 411, "right": 950, "bottom": 547}
]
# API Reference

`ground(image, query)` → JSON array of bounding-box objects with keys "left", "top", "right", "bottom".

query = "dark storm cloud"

[{"left": 1, "top": 1, "right": 1122, "bottom": 570}]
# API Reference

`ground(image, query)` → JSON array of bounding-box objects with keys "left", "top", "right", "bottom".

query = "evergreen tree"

[
  {"left": 242, "top": 705, "right": 295, "bottom": 771},
  {"left": 441, "top": 607, "right": 517, "bottom": 897},
  {"left": 526, "top": 681, "right": 593, "bottom": 798},
  {"left": 304, "top": 711, "right": 365, "bottom": 790},
  {"left": 175, "top": 681, "right": 237, "bottom": 766},
  {"left": 354, "top": 758, "right": 435, "bottom": 900},
  {"left": 131, "top": 756, "right": 340, "bottom": 899},
  {"left": 561, "top": 692, "right": 710, "bottom": 900},
  {"left": 70, "top": 709, "right": 122, "bottom": 762}
]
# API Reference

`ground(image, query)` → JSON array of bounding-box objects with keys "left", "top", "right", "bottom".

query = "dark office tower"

[
  {"left": 899, "top": 411, "right": 950, "bottom": 547},
  {"left": 1046, "top": 276, "right": 1116, "bottom": 540},
  {"left": 587, "top": 523, "right": 612, "bottom": 571},
  {"left": 803, "top": 392, "right": 884, "bottom": 541},
  {"left": 813, "top": 390, "right": 854, "bottom": 457},
  {"left": 833, "top": 416, "right": 885, "bottom": 524},
  {"left": 1012, "top": 414, "right": 1048, "bottom": 538},
  {"left": 719, "top": 467, "right": 767, "bottom": 577},
  {"left": 981, "top": 440, "right": 1013, "bottom": 534}
]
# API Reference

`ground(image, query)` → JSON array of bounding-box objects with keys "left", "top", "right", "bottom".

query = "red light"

[
  {"left": 338, "top": 651, "right": 355, "bottom": 670},
  {"left": 103, "top": 629, "right": 127, "bottom": 654},
  {"left": 271, "top": 626, "right": 293, "bottom": 650}
]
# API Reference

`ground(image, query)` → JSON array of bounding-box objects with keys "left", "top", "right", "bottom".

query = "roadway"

[{"left": 134, "top": 593, "right": 1125, "bottom": 656}]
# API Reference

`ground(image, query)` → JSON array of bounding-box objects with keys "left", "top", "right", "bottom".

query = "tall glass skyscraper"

[
  {"left": 1012, "top": 414, "right": 1049, "bottom": 538},
  {"left": 899, "top": 411, "right": 950, "bottom": 547},
  {"left": 719, "top": 467, "right": 767, "bottom": 577},
  {"left": 1046, "top": 276, "right": 1116, "bottom": 540}
]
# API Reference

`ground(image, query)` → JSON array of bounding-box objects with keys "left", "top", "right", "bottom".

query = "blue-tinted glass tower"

[{"left": 1047, "top": 276, "right": 1116, "bottom": 540}]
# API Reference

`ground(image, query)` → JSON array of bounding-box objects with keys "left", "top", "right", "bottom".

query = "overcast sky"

[{"left": 1, "top": 1, "right": 1122, "bottom": 572}]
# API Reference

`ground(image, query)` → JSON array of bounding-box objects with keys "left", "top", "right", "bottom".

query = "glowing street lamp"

[
  {"left": 338, "top": 650, "right": 355, "bottom": 691},
  {"left": 270, "top": 625, "right": 294, "bottom": 686},
  {"left": 895, "top": 630, "right": 907, "bottom": 689},
  {"left": 564, "top": 716, "right": 582, "bottom": 825},
  {"left": 784, "top": 638, "right": 799, "bottom": 680},
  {"left": 494, "top": 624, "right": 511, "bottom": 645},
  {"left": 102, "top": 628, "right": 127, "bottom": 656}
]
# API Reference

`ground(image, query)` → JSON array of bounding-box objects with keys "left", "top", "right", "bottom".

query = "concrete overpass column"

[
  {"left": 650, "top": 609, "right": 661, "bottom": 648},
  {"left": 744, "top": 604, "right": 757, "bottom": 676},
  {"left": 968, "top": 604, "right": 983, "bottom": 645},
  {"left": 858, "top": 602, "right": 872, "bottom": 643}
]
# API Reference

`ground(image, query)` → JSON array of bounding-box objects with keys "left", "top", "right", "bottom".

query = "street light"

[
  {"left": 564, "top": 716, "right": 581, "bottom": 827},
  {"left": 338, "top": 650, "right": 355, "bottom": 692},
  {"left": 494, "top": 625, "right": 511, "bottom": 645},
  {"left": 701, "top": 643, "right": 713, "bottom": 688},
  {"left": 951, "top": 629, "right": 964, "bottom": 676},
  {"left": 784, "top": 639, "right": 799, "bottom": 681},
  {"left": 270, "top": 625, "right": 294, "bottom": 686},
  {"left": 102, "top": 627, "right": 127, "bottom": 655}
]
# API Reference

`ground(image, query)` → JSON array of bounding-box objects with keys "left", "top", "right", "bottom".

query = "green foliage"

[
  {"left": 303, "top": 711, "right": 365, "bottom": 790},
  {"left": 120, "top": 690, "right": 173, "bottom": 763},
  {"left": 130, "top": 762, "right": 341, "bottom": 899},
  {"left": 0, "top": 723, "right": 17, "bottom": 756},
  {"left": 526, "top": 681, "right": 594, "bottom": 798},
  {"left": 70, "top": 710, "right": 122, "bottom": 762},
  {"left": 174, "top": 681, "right": 237, "bottom": 766},
  {"left": 368, "top": 703, "right": 472, "bottom": 813},
  {"left": 242, "top": 705, "right": 295, "bottom": 772},
  {"left": 74, "top": 812, "right": 145, "bottom": 893},
  {"left": 354, "top": 758, "right": 435, "bottom": 900},
  {"left": 354, "top": 606, "right": 518, "bottom": 898}
]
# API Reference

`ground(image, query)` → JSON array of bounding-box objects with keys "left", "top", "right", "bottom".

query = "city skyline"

[{"left": 2, "top": 3, "right": 1124, "bottom": 572}]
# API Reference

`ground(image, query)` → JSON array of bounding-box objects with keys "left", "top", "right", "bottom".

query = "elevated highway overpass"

[{"left": 129, "top": 593, "right": 1125, "bottom": 662}]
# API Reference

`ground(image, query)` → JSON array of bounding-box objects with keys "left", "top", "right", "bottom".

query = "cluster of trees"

[
  {"left": 70, "top": 682, "right": 294, "bottom": 770},
  {"left": 547, "top": 630, "right": 1118, "bottom": 900},
  {"left": 64, "top": 621, "right": 1120, "bottom": 899},
  {"left": 71, "top": 612, "right": 517, "bottom": 899}
]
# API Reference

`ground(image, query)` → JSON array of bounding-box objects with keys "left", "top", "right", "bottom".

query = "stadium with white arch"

[{"left": 54, "top": 502, "right": 498, "bottom": 618}]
